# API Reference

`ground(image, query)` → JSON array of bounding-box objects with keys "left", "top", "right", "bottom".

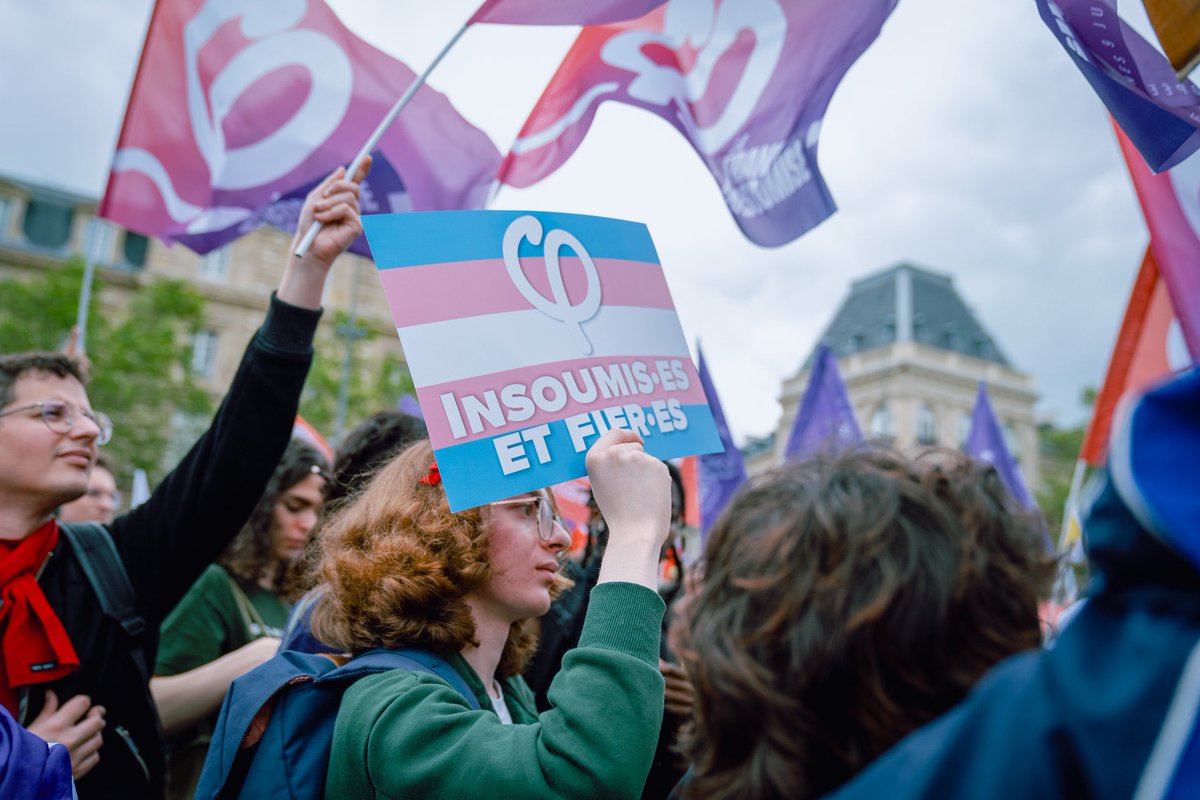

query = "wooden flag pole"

[{"left": 293, "top": 22, "right": 471, "bottom": 258}]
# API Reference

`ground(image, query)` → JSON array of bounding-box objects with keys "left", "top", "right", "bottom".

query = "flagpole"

[
  {"left": 294, "top": 21, "right": 471, "bottom": 258},
  {"left": 74, "top": 225, "right": 104, "bottom": 353},
  {"left": 1059, "top": 458, "right": 1087, "bottom": 548}
]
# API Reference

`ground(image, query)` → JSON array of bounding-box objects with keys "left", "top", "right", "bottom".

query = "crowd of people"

[{"left": 1, "top": 162, "right": 1197, "bottom": 799}]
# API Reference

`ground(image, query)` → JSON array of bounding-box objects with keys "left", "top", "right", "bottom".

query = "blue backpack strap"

[
  {"left": 196, "top": 650, "right": 342, "bottom": 799},
  {"left": 59, "top": 522, "right": 150, "bottom": 685},
  {"left": 340, "top": 648, "right": 481, "bottom": 710}
]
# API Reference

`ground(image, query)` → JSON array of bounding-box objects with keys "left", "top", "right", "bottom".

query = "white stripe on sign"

[{"left": 399, "top": 305, "right": 692, "bottom": 387}]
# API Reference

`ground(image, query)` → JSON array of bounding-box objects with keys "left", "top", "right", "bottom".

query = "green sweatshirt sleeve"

[{"left": 326, "top": 582, "right": 667, "bottom": 800}]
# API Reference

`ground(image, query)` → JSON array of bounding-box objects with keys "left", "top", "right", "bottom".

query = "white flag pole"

[{"left": 293, "top": 22, "right": 471, "bottom": 258}]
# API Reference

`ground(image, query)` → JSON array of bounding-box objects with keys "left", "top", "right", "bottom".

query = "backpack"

[
  {"left": 59, "top": 521, "right": 150, "bottom": 684},
  {"left": 194, "top": 647, "right": 482, "bottom": 799}
]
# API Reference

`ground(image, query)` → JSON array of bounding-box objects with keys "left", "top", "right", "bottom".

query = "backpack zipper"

[{"left": 113, "top": 725, "right": 150, "bottom": 782}]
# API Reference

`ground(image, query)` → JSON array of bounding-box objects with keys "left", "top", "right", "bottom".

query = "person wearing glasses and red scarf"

[{"left": 0, "top": 161, "right": 369, "bottom": 799}]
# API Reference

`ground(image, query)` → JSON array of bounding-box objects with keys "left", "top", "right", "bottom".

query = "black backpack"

[{"left": 59, "top": 522, "right": 150, "bottom": 684}]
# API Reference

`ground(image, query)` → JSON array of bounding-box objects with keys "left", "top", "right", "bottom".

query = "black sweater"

[{"left": 28, "top": 294, "right": 320, "bottom": 799}]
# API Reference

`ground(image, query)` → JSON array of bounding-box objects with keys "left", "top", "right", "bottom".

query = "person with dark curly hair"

[
  {"left": 668, "top": 448, "right": 1055, "bottom": 800},
  {"left": 151, "top": 439, "right": 328, "bottom": 798},
  {"left": 314, "top": 429, "right": 673, "bottom": 799},
  {"left": 276, "top": 408, "right": 428, "bottom": 653}
]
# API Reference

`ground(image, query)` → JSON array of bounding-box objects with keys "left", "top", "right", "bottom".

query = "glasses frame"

[
  {"left": 0, "top": 400, "right": 113, "bottom": 446},
  {"left": 488, "top": 495, "right": 567, "bottom": 543}
]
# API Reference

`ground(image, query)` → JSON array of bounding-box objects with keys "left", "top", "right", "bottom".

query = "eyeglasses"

[
  {"left": 0, "top": 400, "right": 113, "bottom": 445},
  {"left": 488, "top": 495, "right": 566, "bottom": 542},
  {"left": 84, "top": 487, "right": 122, "bottom": 506}
]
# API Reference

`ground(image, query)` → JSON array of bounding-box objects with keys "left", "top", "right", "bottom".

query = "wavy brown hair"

[
  {"left": 219, "top": 439, "right": 328, "bottom": 595},
  {"left": 669, "top": 448, "right": 1055, "bottom": 800},
  {"left": 310, "top": 439, "right": 570, "bottom": 677}
]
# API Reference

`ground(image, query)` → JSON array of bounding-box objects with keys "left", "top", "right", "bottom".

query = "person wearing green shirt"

[
  {"left": 313, "top": 428, "right": 671, "bottom": 799},
  {"left": 153, "top": 439, "right": 328, "bottom": 798}
]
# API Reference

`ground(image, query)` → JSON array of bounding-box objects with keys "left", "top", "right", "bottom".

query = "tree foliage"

[
  {"left": 298, "top": 309, "right": 413, "bottom": 444},
  {"left": 1035, "top": 388, "right": 1094, "bottom": 545},
  {"left": 0, "top": 259, "right": 212, "bottom": 485}
]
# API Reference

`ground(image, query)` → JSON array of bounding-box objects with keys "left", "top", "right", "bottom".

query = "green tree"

[
  {"left": 0, "top": 259, "right": 212, "bottom": 485},
  {"left": 298, "top": 310, "right": 414, "bottom": 444},
  {"left": 1035, "top": 388, "right": 1094, "bottom": 545}
]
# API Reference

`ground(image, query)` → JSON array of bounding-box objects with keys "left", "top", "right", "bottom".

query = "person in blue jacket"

[{"left": 829, "top": 366, "right": 1200, "bottom": 800}]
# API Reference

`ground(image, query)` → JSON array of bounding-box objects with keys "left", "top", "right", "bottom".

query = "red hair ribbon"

[{"left": 418, "top": 461, "right": 441, "bottom": 486}]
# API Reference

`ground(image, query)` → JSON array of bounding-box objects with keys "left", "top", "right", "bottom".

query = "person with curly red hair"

[{"left": 313, "top": 428, "right": 673, "bottom": 799}]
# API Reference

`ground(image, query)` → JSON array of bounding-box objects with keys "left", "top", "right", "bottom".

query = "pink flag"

[
  {"left": 100, "top": 0, "right": 499, "bottom": 255},
  {"left": 498, "top": 0, "right": 898, "bottom": 247},
  {"left": 1117, "top": 125, "right": 1200, "bottom": 359},
  {"left": 470, "top": 0, "right": 667, "bottom": 26}
]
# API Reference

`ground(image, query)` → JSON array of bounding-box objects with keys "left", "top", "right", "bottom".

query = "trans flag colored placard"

[{"left": 363, "top": 210, "right": 723, "bottom": 511}]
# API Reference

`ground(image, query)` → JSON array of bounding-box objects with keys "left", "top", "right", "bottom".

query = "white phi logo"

[{"left": 502, "top": 215, "right": 602, "bottom": 355}]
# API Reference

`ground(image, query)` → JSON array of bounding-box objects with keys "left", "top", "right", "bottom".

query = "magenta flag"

[
  {"left": 100, "top": 0, "right": 500, "bottom": 256},
  {"left": 964, "top": 383, "right": 1037, "bottom": 510},
  {"left": 696, "top": 346, "right": 747, "bottom": 542},
  {"left": 1117, "top": 126, "right": 1200, "bottom": 362},
  {"left": 497, "top": 0, "right": 898, "bottom": 247},
  {"left": 783, "top": 344, "right": 862, "bottom": 462},
  {"left": 470, "top": 0, "right": 668, "bottom": 26}
]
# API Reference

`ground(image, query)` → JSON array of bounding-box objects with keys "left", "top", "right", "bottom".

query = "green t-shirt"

[{"left": 156, "top": 563, "right": 291, "bottom": 676}]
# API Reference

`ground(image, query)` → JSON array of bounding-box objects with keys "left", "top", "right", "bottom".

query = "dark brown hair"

[
  {"left": 310, "top": 439, "right": 570, "bottom": 676},
  {"left": 670, "top": 448, "right": 1055, "bottom": 800},
  {"left": 219, "top": 439, "right": 328, "bottom": 595},
  {"left": 0, "top": 352, "right": 87, "bottom": 407}
]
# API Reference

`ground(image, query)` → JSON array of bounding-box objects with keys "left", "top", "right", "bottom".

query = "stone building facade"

[
  {"left": 0, "top": 171, "right": 404, "bottom": 412},
  {"left": 758, "top": 263, "right": 1040, "bottom": 490}
]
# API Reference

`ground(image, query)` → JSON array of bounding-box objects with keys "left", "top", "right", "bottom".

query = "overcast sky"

[{"left": 0, "top": 0, "right": 1162, "bottom": 443}]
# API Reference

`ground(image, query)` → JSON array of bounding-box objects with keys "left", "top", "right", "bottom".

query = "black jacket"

[{"left": 27, "top": 295, "right": 320, "bottom": 799}]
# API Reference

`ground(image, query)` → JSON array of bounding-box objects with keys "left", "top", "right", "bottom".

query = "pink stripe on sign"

[
  {"left": 416, "top": 354, "right": 709, "bottom": 448},
  {"left": 377, "top": 257, "right": 676, "bottom": 327}
]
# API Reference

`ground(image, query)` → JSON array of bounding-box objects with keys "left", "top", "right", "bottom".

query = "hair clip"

[{"left": 418, "top": 461, "right": 441, "bottom": 486}]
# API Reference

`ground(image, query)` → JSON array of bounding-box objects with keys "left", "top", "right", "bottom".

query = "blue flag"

[
  {"left": 1036, "top": 0, "right": 1200, "bottom": 172},
  {"left": 697, "top": 347, "right": 748, "bottom": 543},
  {"left": 398, "top": 394, "right": 424, "bottom": 420},
  {"left": 783, "top": 344, "right": 863, "bottom": 462},
  {"left": 964, "top": 382, "right": 1037, "bottom": 509},
  {"left": 0, "top": 705, "right": 74, "bottom": 800}
]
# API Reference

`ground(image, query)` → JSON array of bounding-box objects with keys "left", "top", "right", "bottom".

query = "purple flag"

[
  {"left": 499, "top": 0, "right": 899, "bottom": 247},
  {"left": 784, "top": 344, "right": 863, "bottom": 462},
  {"left": 470, "top": 0, "right": 668, "bottom": 25},
  {"left": 101, "top": 0, "right": 500, "bottom": 256},
  {"left": 398, "top": 393, "right": 425, "bottom": 419},
  {"left": 964, "top": 382, "right": 1037, "bottom": 509},
  {"left": 1036, "top": 0, "right": 1200, "bottom": 172},
  {"left": 697, "top": 346, "right": 748, "bottom": 542},
  {"left": 0, "top": 705, "right": 74, "bottom": 800}
]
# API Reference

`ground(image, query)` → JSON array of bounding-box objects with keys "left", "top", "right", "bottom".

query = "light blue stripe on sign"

[
  {"left": 364, "top": 210, "right": 661, "bottom": 269},
  {"left": 434, "top": 403, "right": 722, "bottom": 512}
]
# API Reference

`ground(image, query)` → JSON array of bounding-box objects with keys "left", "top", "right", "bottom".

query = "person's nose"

[
  {"left": 297, "top": 507, "right": 319, "bottom": 536},
  {"left": 70, "top": 412, "right": 101, "bottom": 444},
  {"left": 545, "top": 518, "right": 571, "bottom": 553}
]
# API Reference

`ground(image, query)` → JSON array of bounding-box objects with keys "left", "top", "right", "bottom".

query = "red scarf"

[{"left": 0, "top": 520, "right": 79, "bottom": 715}]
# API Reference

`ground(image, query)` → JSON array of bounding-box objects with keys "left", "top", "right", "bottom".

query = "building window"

[
  {"left": 198, "top": 246, "right": 232, "bottom": 282},
  {"left": 940, "top": 324, "right": 960, "bottom": 350},
  {"left": 122, "top": 232, "right": 148, "bottom": 269},
  {"left": 191, "top": 330, "right": 218, "bottom": 379},
  {"left": 917, "top": 403, "right": 938, "bottom": 446},
  {"left": 869, "top": 403, "right": 894, "bottom": 440},
  {"left": 972, "top": 335, "right": 992, "bottom": 359},
  {"left": 22, "top": 198, "right": 74, "bottom": 249},
  {"left": 912, "top": 314, "right": 928, "bottom": 343},
  {"left": 1003, "top": 422, "right": 1021, "bottom": 464},
  {"left": 0, "top": 195, "right": 13, "bottom": 240},
  {"left": 879, "top": 318, "right": 896, "bottom": 344},
  {"left": 957, "top": 410, "right": 972, "bottom": 447},
  {"left": 84, "top": 218, "right": 115, "bottom": 261}
]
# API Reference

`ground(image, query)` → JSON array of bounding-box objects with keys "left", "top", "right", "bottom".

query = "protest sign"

[{"left": 364, "top": 210, "right": 723, "bottom": 511}]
